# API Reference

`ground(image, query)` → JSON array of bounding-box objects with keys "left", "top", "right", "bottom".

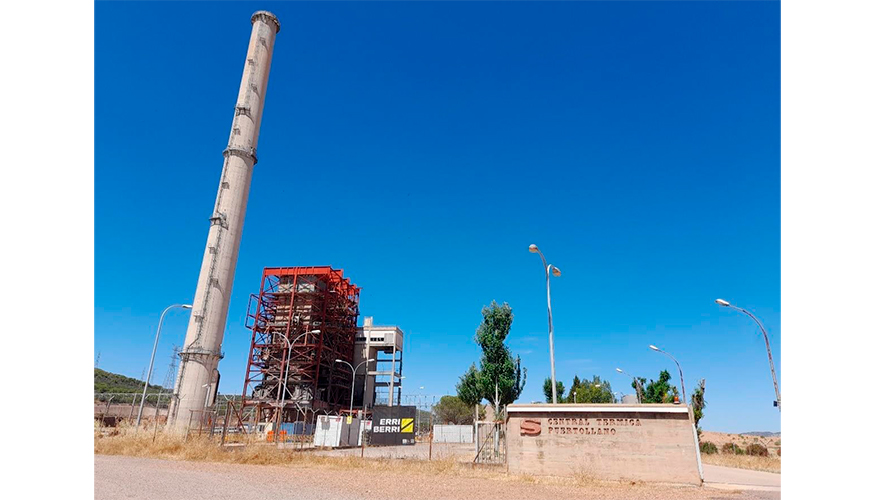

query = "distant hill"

[
  {"left": 94, "top": 368, "right": 166, "bottom": 394},
  {"left": 740, "top": 431, "right": 781, "bottom": 437}
]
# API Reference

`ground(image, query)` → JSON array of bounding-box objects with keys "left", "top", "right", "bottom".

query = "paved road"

[
  {"left": 703, "top": 464, "right": 780, "bottom": 491},
  {"left": 95, "top": 454, "right": 779, "bottom": 500}
]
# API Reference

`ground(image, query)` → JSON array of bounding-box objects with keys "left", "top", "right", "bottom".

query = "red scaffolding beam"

[{"left": 241, "top": 266, "right": 360, "bottom": 424}]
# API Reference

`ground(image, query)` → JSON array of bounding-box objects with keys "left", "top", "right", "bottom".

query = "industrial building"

[
  {"left": 165, "top": 11, "right": 408, "bottom": 433},
  {"left": 355, "top": 317, "right": 404, "bottom": 408},
  {"left": 241, "top": 266, "right": 404, "bottom": 430}
]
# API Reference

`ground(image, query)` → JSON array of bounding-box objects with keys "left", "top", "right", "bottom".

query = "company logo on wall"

[
  {"left": 372, "top": 417, "right": 414, "bottom": 433},
  {"left": 369, "top": 406, "right": 417, "bottom": 446},
  {"left": 520, "top": 418, "right": 542, "bottom": 436}
]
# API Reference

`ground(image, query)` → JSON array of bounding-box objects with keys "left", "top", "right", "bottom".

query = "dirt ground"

[{"left": 95, "top": 454, "right": 779, "bottom": 500}]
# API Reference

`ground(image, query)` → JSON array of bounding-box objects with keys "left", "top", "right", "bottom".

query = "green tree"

[
  {"left": 542, "top": 377, "right": 565, "bottom": 402},
  {"left": 635, "top": 370, "right": 679, "bottom": 403},
  {"left": 433, "top": 395, "right": 483, "bottom": 425},
  {"left": 690, "top": 379, "right": 706, "bottom": 437},
  {"left": 456, "top": 364, "right": 481, "bottom": 406},
  {"left": 567, "top": 375, "right": 614, "bottom": 403},
  {"left": 455, "top": 302, "right": 527, "bottom": 416}
]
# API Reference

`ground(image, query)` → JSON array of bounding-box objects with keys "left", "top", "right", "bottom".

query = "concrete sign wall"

[{"left": 506, "top": 404, "right": 702, "bottom": 485}]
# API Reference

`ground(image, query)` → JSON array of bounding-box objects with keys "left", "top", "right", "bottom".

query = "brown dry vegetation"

[
  {"left": 700, "top": 454, "right": 780, "bottom": 474},
  {"left": 96, "top": 427, "right": 467, "bottom": 475},
  {"left": 95, "top": 426, "right": 712, "bottom": 494},
  {"left": 697, "top": 431, "right": 780, "bottom": 473},
  {"left": 700, "top": 431, "right": 780, "bottom": 454}
]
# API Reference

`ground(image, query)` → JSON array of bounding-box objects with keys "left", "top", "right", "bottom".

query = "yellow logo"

[{"left": 400, "top": 418, "right": 414, "bottom": 433}]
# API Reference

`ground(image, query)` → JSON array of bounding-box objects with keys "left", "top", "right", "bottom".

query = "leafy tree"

[
  {"left": 455, "top": 301, "right": 527, "bottom": 416},
  {"left": 543, "top": 375, "right": 614, "bottom": 403},
  {"left": 567, "top": 375, "right": 614, "bottom": 403},
  {"left": 635, "top": 370, "right": 679, "bottom": 403},
  {"left": 542, "top": 377, "right": 565, "bottom": 402},
  {"left": 456, "top": 364, "right": 481, "bottom": 407},
  {"left": 433, "top": 395, "right": 484, "bottom": 425},
  {"left": 690, "top": 379, "right": 706, "bottom": 437}
]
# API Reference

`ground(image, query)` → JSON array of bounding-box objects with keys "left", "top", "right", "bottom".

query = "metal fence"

[
  {"left": 474, "top": 420, "right": 506, "bottom": 465},
  {"left": 94, "top": 391, "right": 481, "bottom": 461}
]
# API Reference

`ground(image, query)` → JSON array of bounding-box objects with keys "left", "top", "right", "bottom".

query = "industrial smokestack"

[{"left": 169, "top": 11, "right": 280, "bottom": 431}]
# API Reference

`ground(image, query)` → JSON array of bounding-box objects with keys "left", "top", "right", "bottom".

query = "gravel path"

[{"left": 95, "top": 454, "right": 779, "bottom": 500}]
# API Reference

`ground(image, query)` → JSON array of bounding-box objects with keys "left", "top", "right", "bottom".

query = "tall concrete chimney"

[{"left": 169, "top": 11, "right": 280, "bottom": 431}]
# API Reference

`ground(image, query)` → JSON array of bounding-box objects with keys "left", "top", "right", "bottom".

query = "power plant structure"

[
  {"left": 355, "top": 317, "right": 404, "bottom": 408},
  {"left": 241, "top": 266, "right": 404, "bottom": 431},
  {"left": 169, "top": 11, "right": 280, "bottom": 431}
]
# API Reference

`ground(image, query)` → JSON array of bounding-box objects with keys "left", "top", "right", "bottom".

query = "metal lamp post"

[
  {"left": 136, "top": 304, "right": 192, "bottom": 428},
  {"left": 616, "top": 368, "right": 644, "bottom": 403},
  {"left": 529, "top": 244, "right": 562, "bottom": 404},
  {"left": 716, "top": 299, "right": 781, "bottom": 411},
  {"left": 335, "top": 358, "right": 374, "bottom": 414},
  {"left": 649, "top": 345, "right": 686, "bottom": 404},
  {"left": 275, "top": 330, "right": 320, "bottom": 442},
  {"left": 201, "top": 383, "right": 212, "bottom": 431}
]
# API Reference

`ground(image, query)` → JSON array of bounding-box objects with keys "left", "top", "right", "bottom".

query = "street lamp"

[
  {"left": 616, "top": 368, "right": 644, "bottom": 403},
  {"left": 335, "top": 358, "right": 374, "bottom": 414},
  {"left": 529, "top": 243, "right": 562, "bottom": 404},
  {"left": 278, "top": 330, "right": 320, "bottom": 421},
  {"left": 649, "top": 345, "right": 686, "bottom": 404},
  {"left": 715, "top": 299, "right": 781, "bottom": 411},
  {"left": 136, "top": 304, "right": 192, "bottom": 428},
  {"left": 270, "top": 329, "right": 321, "bottom": 443}
]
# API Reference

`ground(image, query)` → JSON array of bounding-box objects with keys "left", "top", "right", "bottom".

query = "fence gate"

[{"left": 474, "top": 421, "right": 506, "bottom": 465}]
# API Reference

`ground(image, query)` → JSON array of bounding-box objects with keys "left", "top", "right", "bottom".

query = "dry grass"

[
  {"left": 95, "top": 425, "right": 658, "bottom": 491},
  {"left": 701, "top": 453, "right": 781, "bottom": 474},
  {"left": 96, "top": 424, "right": 498, "bottom": 479},
  {"left": 700, "top": 431, "right": 780, "bottom": 455}
]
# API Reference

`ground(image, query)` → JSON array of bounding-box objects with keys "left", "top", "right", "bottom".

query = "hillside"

[
  {"left": 94, "top": 368, "right": 166, "bottom": 394},
  {"left": 741, "top": 431, "right": 781, "bottom": 437}
]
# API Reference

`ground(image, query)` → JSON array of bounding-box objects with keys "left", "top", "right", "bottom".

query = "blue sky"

[{"left": 95, "top": 1, "right": 780, "bottom": 433}]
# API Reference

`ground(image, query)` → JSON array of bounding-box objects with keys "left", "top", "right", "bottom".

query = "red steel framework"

[{"left": 242, "top": 266, "right": 360, "bottom": 424}]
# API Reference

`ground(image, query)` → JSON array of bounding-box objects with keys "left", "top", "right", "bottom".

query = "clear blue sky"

[{"left": 95, "top": 1, "right": 780, "bottom": 433}]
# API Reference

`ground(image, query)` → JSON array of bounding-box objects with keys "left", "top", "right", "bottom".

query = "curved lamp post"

[
  {"left": 136, "top": 304, "right": 192, "bottom": 428},
  {"left": 716, "top": 299, "right": 781, "bottom": 411},
  {"left": 529, "top": 244, "right": 562, "bottom": 404},
  {"left": 335, "top": 358, "right": 374, "bottom": 414},
  {"left": 276, "top": 330, "right": 321, "bottom": 437},
  {"left": 616, "top": 368, "right": 644, "bottom": 403},
  {"left": 649, "top": 345, "right": 686, "bottom": 404}
]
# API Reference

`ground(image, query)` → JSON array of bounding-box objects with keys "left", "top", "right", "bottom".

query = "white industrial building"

[{"left": 353, "top": 317, "right": 404, "bottom": 408}]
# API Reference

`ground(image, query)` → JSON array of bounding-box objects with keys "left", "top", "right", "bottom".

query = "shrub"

[
  {"left": 722, "top": 442, "right": 745, "bottom": 455},
  {"left": 746, "top": 443, "right": 769, "bottom": 457},
  {"left": 777, "top": 447, "right": 781, "bottom": 457},
  {"left": 699, "top": 441, "right": 718, "bottom": 455}
]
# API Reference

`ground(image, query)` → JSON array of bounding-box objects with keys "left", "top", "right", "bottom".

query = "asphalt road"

[
  {"left": 95, "top": 454, "right": 780, "bottom": 500},
  {"left": 703, "top": 464, "right": 780, "bottom": 492}
]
